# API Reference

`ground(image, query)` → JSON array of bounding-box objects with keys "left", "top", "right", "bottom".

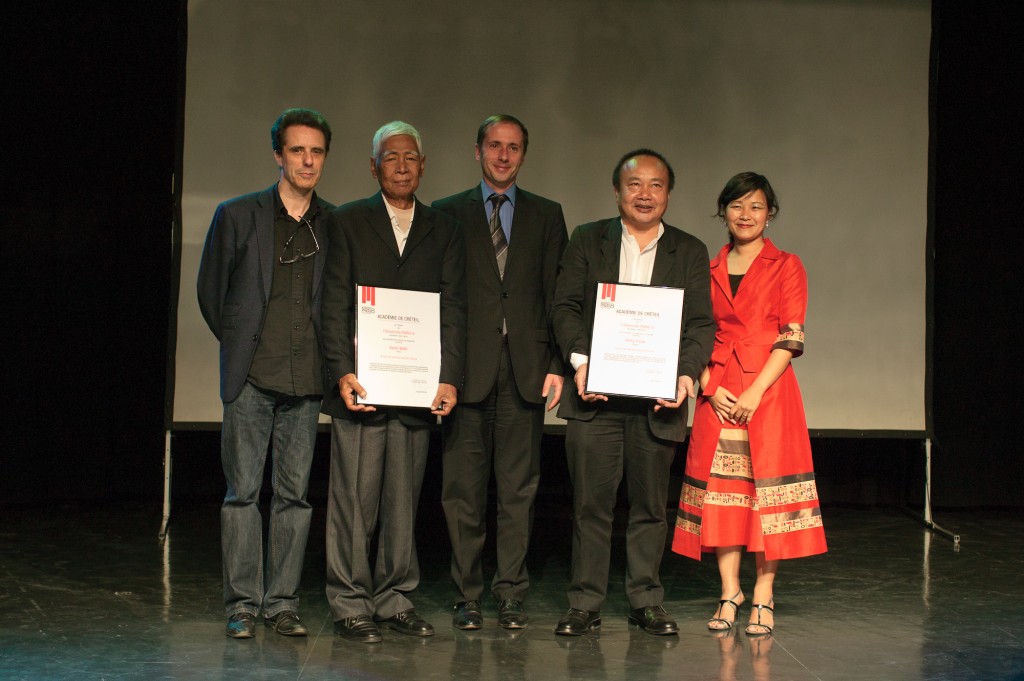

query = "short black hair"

[
  {"left": 271, "top": 108, "right": 332, "bottom": 153},
  {"left": 476, "top": 114, "right": 529, "bottom": 154},
  {"left": 715, "top": 172, "right": 779, "bottom": 220},
  {"left": 612, "top": 148, "right": 675, "bottom": 191}
]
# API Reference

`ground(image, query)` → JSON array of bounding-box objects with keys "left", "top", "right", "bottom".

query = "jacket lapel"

[
  {"left": 737, "top": 238, "right": 782, "bottom": 293},
  {"left": 468, "top": 190, "right": 502, "bottom": 280},
  {"left": 597, "top": 219, "right": 621, "bottom": 283},
  {"left": 255, "top": 185, "right": 276, "bottom": 302},
  {"left": 402, "top": 198, "right": 434, "bottom": 258},
  {"left": 366, "top": 192, "right": 402, "bottom": 260},
  {"left": 650, "top": 224, "right": 677, "bottom": 286},
  {"left": 710, "top": 244, "right": 733, "bottom": 305},
  {"left": 310, "top": 196, "right": 327, "bottom": 296},
  {"left": 503, "top": 190, "right": 530, "bottom": 278}
]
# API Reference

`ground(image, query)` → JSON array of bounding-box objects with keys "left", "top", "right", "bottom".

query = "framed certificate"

[
  {"left": 354, "top": 285, "right": 441, "bottom": 408},
  {"left": 585, "top": 282, "right": 684, "bottom": 400}
]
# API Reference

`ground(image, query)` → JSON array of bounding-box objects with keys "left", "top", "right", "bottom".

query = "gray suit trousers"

[{"left": 325, "top": 413, "right": 429, "bottom": 620}]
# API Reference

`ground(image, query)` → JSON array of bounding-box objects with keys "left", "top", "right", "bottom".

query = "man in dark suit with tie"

[
  {"left": 432, "top": 115, "right": 568, "bottom": 631},
  {"left": 197, "top": 108, "right": 333, "bottom": 639},
  {"left": 320, "top": 121, "right": 467, "bottom": 643},
  {"left": 551, "top": 149, "right": 715, "bottom": 636}
]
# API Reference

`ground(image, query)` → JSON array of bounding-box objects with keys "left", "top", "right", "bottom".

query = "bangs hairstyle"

[{"left": 716, "top": 172, "right": 779, "bottom": 220}]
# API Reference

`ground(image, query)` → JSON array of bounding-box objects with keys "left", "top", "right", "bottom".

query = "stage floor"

[{"left": 2, "top": 497, "right": 1022, "bottom": 681}]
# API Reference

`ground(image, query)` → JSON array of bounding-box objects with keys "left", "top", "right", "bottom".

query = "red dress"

[{"left": 672, "top": 239, "right": 826, "bottom": 561}]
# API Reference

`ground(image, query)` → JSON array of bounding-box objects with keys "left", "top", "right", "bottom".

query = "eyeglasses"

[{"left": 279, "top": 217, "right": 320, "bottom": 264}]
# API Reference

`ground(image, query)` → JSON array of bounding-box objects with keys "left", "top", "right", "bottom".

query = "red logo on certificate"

[
  {"left": 600, "top": 283, "right": 616, "bottom": 302},
  {"left": 361, "top": 286, "right": 376, "bottom": 306}
]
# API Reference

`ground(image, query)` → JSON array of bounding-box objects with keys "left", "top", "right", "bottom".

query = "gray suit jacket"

[
  {"left": 431, "top": 186, "right": 567, "bottom": 404},
  {"left": 197, "top": 184, "right": 333, "bottom": 402},
  {"left": 319, "top": 192, "right": 467, "bottom": 426},
  {"left": 551, "top": 218, "right": 715, "bottom": 442}
]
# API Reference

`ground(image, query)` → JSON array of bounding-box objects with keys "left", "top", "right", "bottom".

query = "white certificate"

[
  {"left": 355, "top": 285, "right": 441, "bottom": 408},
  {"left": 585, "top": 282, "right": 684, "bottom": 400}
]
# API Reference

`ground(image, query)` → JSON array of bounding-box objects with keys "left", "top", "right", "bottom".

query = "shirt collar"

[
  {"left": 620, "top": 220, "right": 664, "bottom": 251},
  {"left": 273, "top": 184, "right": 320, "bottom": 219},
  {"left": 480, "top": 179, "right": 517, "bottom": 207}
]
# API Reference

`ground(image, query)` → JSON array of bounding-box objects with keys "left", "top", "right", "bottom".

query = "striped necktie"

[{"left": 489, "top": 193, "right": 509, "bottom": 278}]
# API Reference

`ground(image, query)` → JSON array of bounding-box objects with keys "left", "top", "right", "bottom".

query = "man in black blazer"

[
  {"left": 432, "top": 115, "right": 567, "bottom": 631},
  {"left": 320, "top": 121, "right": 467, "bottom": 643},
  {"left": 197, "top": 108, "right": 333, "bottom": 639},
  {"left": 551, "top": 149, "right": 715, "bottom": 636}
]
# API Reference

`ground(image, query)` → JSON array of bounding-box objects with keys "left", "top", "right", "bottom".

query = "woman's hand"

[
  {"left": 729, "top": 387, "right": 765, "bottom": 425},
  {"left": 707, "top": 387, "right": 738, "bottom": 424}
]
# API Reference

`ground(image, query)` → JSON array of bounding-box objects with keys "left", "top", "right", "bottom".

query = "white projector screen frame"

[{"left": 173, "top": 0, "right": 930, "bottom": 433}]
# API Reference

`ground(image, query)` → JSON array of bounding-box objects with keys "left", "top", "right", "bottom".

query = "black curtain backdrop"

[{"left": 3, "top": 0, "right": 1020, "bottom": 509}]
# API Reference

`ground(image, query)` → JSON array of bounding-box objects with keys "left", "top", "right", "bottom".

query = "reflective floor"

[{"left": 2, "top": 497, "right": 1022, "bottom": 680}]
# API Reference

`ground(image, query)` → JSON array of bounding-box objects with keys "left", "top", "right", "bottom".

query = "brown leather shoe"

[{"left": 264, "top": 610, "right": 308, "bottom": 636}]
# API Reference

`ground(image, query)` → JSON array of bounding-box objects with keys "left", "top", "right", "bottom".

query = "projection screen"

[{"left": 173, "top": 0, "right": 930, "bottom": 433}]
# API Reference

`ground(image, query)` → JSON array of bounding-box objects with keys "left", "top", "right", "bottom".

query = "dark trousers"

[
  {"left": 441, "top": 343, "right": 543, "bottom": 602},
  {"left": 565, "top": 404, "right": 677, "bottom": 611},
  {"left": 325, "top": 413, "right": 429, "bottom": 620}
]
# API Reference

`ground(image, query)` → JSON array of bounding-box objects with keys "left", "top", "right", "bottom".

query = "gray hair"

[{"left": 371, "top": 121, "right": 423, "bottom": 160}]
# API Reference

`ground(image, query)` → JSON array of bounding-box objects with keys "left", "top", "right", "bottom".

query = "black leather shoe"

[
  {"left": 497, "top": 599, "right": 529, "bottom": 629},
  {"left": 226, "top": 612, "right": 257, "bottom": 639},
  {"left": 628, "top": 605, "right": 679, "bottom": 635},
  {"left": 264, "top": 610, "right": 308, "bottom": 636},
  {"left": 554, "top": 608, "right": 601, "bottom": 636},
  {"left": 336, "top": 614, "right": 382, "bottom": 643},
  {"left": 383, "top": 609, "right": 435, "bottom": 637},
  {"left": 452, "top": 600, "right": 483, "bottom": 630}
]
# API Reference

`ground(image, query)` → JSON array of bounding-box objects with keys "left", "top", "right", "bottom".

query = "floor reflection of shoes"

[{"left": 554, "top": 608, "right": 601, "bottom": 636}]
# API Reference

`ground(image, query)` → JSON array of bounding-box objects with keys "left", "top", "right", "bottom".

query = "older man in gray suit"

[
  {"left": 321, "top": 121, "right": 467, "bottom": 644},
  {"left": 197, "top": 108, "right": 333, "bottom": 639}
]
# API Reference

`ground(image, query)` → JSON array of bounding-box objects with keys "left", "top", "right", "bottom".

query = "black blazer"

[
  {"left": 432, "top": 186, "right": 567, "bottom": 404},
  {"left": 197, "top": 185, "right": 333, "bottom": 402},
  {"left": 551, "top": 218, "right": 715, "bottom": 442},
  {"left": 319, "top": 192, "right": 467, "bottom": 425}
]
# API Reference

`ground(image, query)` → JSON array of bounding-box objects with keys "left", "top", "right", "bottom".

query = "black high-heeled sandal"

[
  {"left": 745, "top": 600, "right": 774, "bottom": 637},
  {"left": 707, "top": 590, "right": 743, "bottom": 631}
]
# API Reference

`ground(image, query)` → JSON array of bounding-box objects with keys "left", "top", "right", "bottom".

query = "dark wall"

[
  {"left": 5, "top": 1, "right": 182, "bottom": 504},
  {"left": 928, "top": 2, "right": 1022, "bottom": 507},
  {"left": 2, "top": 1, "right": 1019, "bottom": 508}
]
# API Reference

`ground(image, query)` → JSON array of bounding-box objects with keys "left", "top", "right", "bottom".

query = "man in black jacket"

[
  {"left": 551, "top": 149, "right": 715, "bottom": 636},
  {"left": 432, "top": 115, "right": 567, "bottom": 631}
]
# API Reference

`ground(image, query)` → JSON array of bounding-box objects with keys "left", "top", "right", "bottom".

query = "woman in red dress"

[{"left": 672, "top": 172, "right": 826, "bottom": 636}]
